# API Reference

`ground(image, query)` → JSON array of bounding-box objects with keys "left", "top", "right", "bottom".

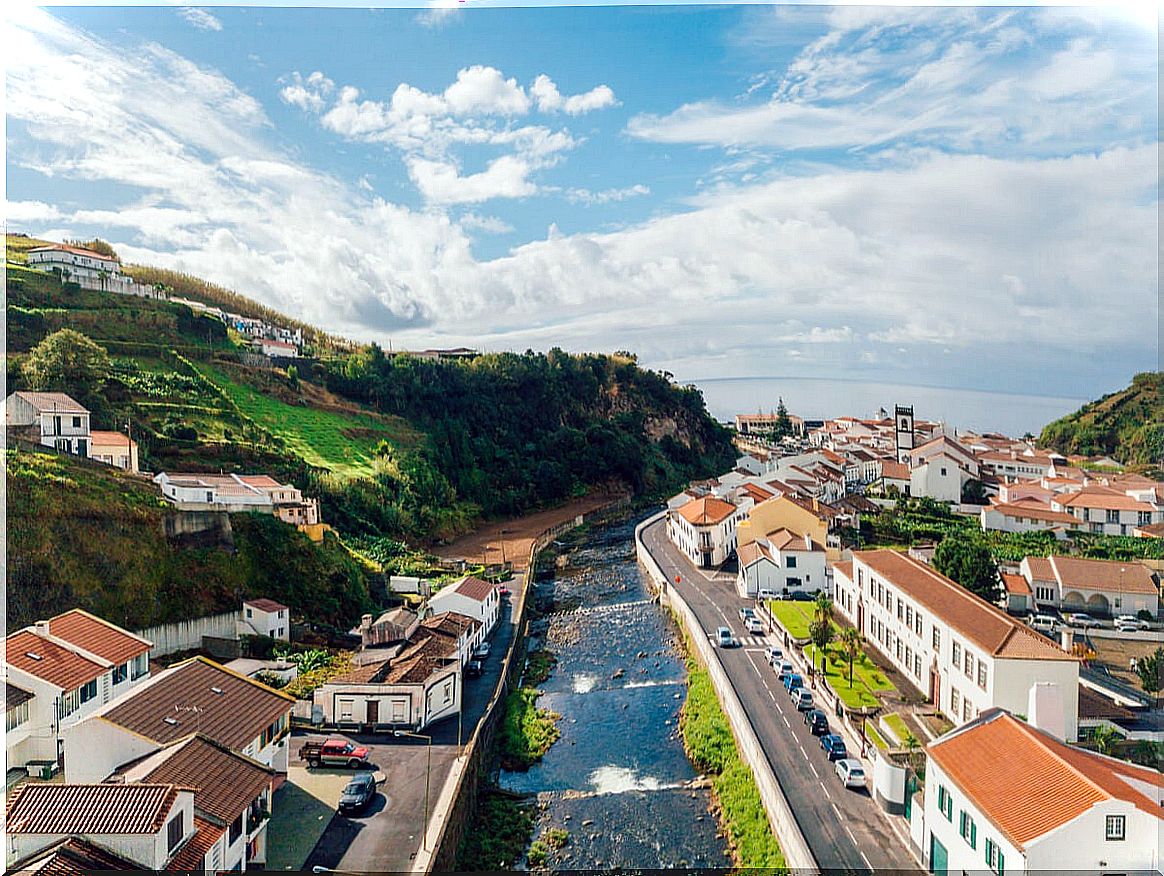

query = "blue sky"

[{"left": 5, "top": 3, "right": 1160, "bottom": 401}]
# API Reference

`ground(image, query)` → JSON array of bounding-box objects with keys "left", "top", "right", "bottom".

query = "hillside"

[
  {"left": 1039, "top": 372, "right": 1163, "bottom": 468},
  {"left": 6, "top": 449, "right": 376, "bottom": 631}
]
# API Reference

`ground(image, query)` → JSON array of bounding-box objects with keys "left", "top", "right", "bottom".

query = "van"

[
  {"left": 1028, "top": 614, "right": 1057, "bottom": 633},
  {"left": 716, "top": 627, "right": 736, "bottom": 648},
  {"left": 757, "top": 588, "right": 780, "bottom": 601}
]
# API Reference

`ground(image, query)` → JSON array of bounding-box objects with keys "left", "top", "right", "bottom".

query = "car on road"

[
  {"left": 775, "top": 659, "right": 794, "bottom": 679},
  {"left": 1066, "top": 613, "right": 1100, "bottom": 628},
  {"left": 474, "top": 642, "right": 492, "bottom": 659},
  {"left": 764, "top": 646, "right": 784, "bottom": 665},
  {"left": 794, "top": 688, "right": 814, "bottom": 711},
  {"left": 1116, "top": 619, "right": 1144, "bottom": 633},
  {"left": 820, "top": 734, "right": 848, "bottom": 760},
  {"left": 299, "top": 739, "right": 372, "bottom": 770},
  {"left": 757, "top": 588, "right": 780, "bottom": 601},
  {"left": 804, "top": 709, "right": 829, "bottom": 735},
  {"left": 738, "top": 607, "right": 756, "bottom": 622},
  {"left": 744, "top": 617, "right": 765, "bottom": 635},
  {"left": 1027, "top": 614, "right": 1058, "bottom": 633},
  {"left": 716, "top": 627, "right": 737, "bottom": 648},
  {"left": 788, "top": 590, "right": 814, "bottom": 602},
  {"left": 836, "top": 758, "right": 866, "bottom": 789},
  {"left": 1115, "top": 614, "right": 1150, "bottom": 631},
  {"left": 466, "top": 659, "right": 484, "bottom": 678},
  {"left": 783, "top": 672, "right": 804, "bottom": 694},
  {"left": 338, "top": 772, "right": 377, "bottom": 815}
]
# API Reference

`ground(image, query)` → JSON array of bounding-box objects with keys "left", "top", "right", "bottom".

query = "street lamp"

[{"left": 394, "top": 729, "right": 433, "bottom": 849}]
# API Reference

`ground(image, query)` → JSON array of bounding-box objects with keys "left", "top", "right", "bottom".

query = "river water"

[{"left": 499, "top": 515, "right": 730, "bottom": 869}]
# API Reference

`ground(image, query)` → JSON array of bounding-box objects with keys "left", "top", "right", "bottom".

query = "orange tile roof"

[
  {"left": 740, "top": 482, "right": 775, "bottom": 502},
  {"left": 453, "top": 575, "right": 496, "bottom": 602},
  {"left": 48, "top": 609, "right": 151, "bottom": 666},
  {"left": 767, "top": 528, "right": 821, "bottom": 552},
  {"left": 833, "top": 560, "right": 853, "bottom": 582},
  {"left": 10, "top": 837, "right": 141, "bottom": 875},
  {"left": 676, "top": 496, "right": 737, "bottom": 526},
  {"left": 1060, "top": 489, "right": 1155, "bottom": 512},
  {"left": 6, "top": 784, "right": 183, "bottom": 835},
  {"left": 989, "top": 503, "right": 1080, "bottom": 525},
  {"left": 1001, "top": 573, "right": 1031, "bottom": 596},
  {"left": 1024, "top": 556, "right": 1055, "bottom": 581},
  {"left": 6, "top": 629, "right": 107, "bottom": 691},
  {"left": 1048, "top": 556, "right": 1157, "bottom": 595},
  {"left": 928, "top": 710, "right": 1163, "bottom": 848},
  {"left": 29, "top": 243, "right": 120, "bottom": 263},
  {"left": 852, "top": 550, "right": 1073, "bottom": 662},
  {"left": 168, "top": 817, "right": 225, "bottom": 871},
  {"left": 881, "top": 461, "right": 910, "bottom": 480},
  {"left": 244, "top": 597, "right": 288, "bottom": 613}
]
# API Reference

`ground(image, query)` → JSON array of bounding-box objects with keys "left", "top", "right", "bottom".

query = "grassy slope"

[
  {"left": 1039, "top": 372, "right": 1163, "bottom": 468},
  {"left": 6, "top": 449, "right": 375, "bottom": 630}
]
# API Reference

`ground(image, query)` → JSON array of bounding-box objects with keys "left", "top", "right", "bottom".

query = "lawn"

[
  {"left": 767, "top": 600, "right": 816, "bottom": 640},
  {"left": 803, "top": 643, "right": 897, "bottom": 711},
  {"left": 201, "top": 363, "right": 414, "bottom": 479},
  {"left": 864, "top": 721, "right": 890, "bottom": 752},
  {"left": 882, "top": 713, "right": 913, "bottom": 746}
]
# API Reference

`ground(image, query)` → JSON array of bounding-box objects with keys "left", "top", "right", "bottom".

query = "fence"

[{"left": 134, "top": 610, "right": 240, "bottom": 658}]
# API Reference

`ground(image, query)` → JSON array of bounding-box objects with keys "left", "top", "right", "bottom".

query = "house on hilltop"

[
  {"left": 153, "top": 471, "right": 323, "bottom": 537},
  {"left": 5, "top": 392, "right": 137, "bottom": 471},
  {"left": 26, "top": 243, "right": 162, "bottom": 298}
]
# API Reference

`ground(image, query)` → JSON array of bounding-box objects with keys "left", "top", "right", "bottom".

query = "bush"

[
  {"left": 455, "top": 797, "right": 535, "bottom": 870},
  {"left": 1138, "top": 609, "right": 1154, "bottom": 623},
  {"left": 498, "top": 687, "right": 561, "bottom": 770},
  {"left": 527, "top": 840, "right": 548, "bottom": 868},
  {"left": 543, "top": 827, "right": 569, "bottom": 849}
]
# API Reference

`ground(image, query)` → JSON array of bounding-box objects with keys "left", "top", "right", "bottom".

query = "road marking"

[
  {"left": 781, "top": 713, "right": 789, "bottom": 727},
  {"left": 861, "top": 852, "right": 873, "bottom": 870},
  {"left": 798, "top": 744, "right": 807, "bottom": 758},
  {"left": 822, "top": 783, "right": 831, "bottom": 800},
  {"left": 809, "top": 762, "right": 819, "bottom": 778},
  {"left": 846, "top": 826, "right": 858, "bottom": 845},
  {"left": 831, "top": 803, "right": 841, "bottom": 819}
]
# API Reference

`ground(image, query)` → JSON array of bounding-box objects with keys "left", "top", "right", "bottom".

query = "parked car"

[
  {"left": 474, "top": 642, "right": 492, "bottom": 659},
  {"left": 744, "top": 617, "right": 765, "bottom": 635},
  {"left": 738, "top": 607, "right": 756, "bottom": 622},
  {"left": 1027, "top": 614, "right": 1058, "bottom": 633},
  {"left": 757, "top": 588, "right": 780, "bottom": 601},
  {"left": 466, "top": 659, "right": 484, "bottom": 678},
  {"left": 783, "top": 672, "right": 804, "bottom": 693},
  {"left": 1115, "top": 615, "right": 1150, "bottom": 631},
  {"left": 338, "top": 772, "right": 377, "bottom": 815},
  {"left": 836, "top": 758, "right": 867, "bottom": 789},
  {"left": 775, "top": 660, "right": 794, "bottom": 679},
  {"left": 788, "top": 590, "right": 814, "bottom": 602},
  {"left": 820, "top": 734, "right": 848, "bottom": 760},
  {"left": 804, "top": 709, "right": 829, "bottom": 735},
  {"left": 716, "top": 627, "right": 737, "bottom": 648},
  {"left": 1067, "top": 613, "right": 1099, "bottom": 628},
  {"left": 764, "top": 646, "right": 784, "bottom": 665},
  {"left": 794, "top": 688, "right": 814, "bottom": 711},
  {"left": 299, "top": 739, "right": 372, "bottom": 769}
]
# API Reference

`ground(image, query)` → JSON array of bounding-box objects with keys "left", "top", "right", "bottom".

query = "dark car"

[
  {"left": 783, "top": 673, "right": 804, "bottom": 694},
  {"left": 466, "top": 659, "right": 483, "bottom": 678},
  {"left": 820, "top": 734, "right": 848, "bottom": 761},
  {"left": 804, "top": 709, "right": 830, "bottom": 735},
  {"left": 338, "top": 772, "right": 377, "bottom": 815},
  {"left": 788, "top": 590, "right": 814, "bottom": 602}
]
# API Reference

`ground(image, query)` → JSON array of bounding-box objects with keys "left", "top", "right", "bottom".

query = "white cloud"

[
  {"left": 279, "top": 71, "right": 334, "bottom": 113},
  {"left": 530, "top": 75, "right": 618, "bottom": 114},
  {"left": 407, "top": 155, "right": 537, "bottom": 204},
  {"left": 177, "top": 7, "right": 222, "bottom": 32},
  {"left": 6, "top": 200, "right": 63, "bottom": 223},
  {"left": 565, "top": 184, "right": 650, "bottom": 205},
  {"left": 459, "top": 212, "right": 514, "bottom": 234}
]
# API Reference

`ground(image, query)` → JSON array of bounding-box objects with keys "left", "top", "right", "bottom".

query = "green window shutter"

[
  {"left": 971, "top": 820, "right": 977, "bottom": 849},
  {"left": 999, "top": 850, "right": 1005, "bottom": 874},
  {"left": 986, "top": 840, "right": 991, "bottom": 865}
]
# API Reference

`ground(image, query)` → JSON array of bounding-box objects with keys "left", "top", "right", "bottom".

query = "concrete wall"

[{"left": 134, "top": 610, "right": 241, "bottom": 658}]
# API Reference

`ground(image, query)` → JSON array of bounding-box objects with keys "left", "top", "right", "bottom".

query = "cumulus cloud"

[
  {"left": 530, "top": 75, "right": 618, "bottom": 114},
  {"left": 459, "top": 212, "right": 515, "bottom": 234},
  {"left": 565, "top": 184, "right": 650, "bottom": 205},
  {"left": 177, "top": 7, "right": 222, "bottom": 31}
]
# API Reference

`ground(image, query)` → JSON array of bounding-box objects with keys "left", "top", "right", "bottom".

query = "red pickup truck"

[{"left": 299, "top": 739, "right": 371, "bottom": 769}]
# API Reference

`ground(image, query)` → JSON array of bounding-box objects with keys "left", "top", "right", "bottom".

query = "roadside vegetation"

[
  {"left": 454, "top": 795, "right": 536, "bottom": 870},
  {"left": 1039, "top": 371, "right": 1163, "bottom": 471},
  {"left": 498, "top": 687, "right": 561, "bottom": 771},
  {"left": 524, "top": 650, "right": 558, "bottom": 685},
  {"left": 679, "top": 642, "right": 786, "bottom": 869}
]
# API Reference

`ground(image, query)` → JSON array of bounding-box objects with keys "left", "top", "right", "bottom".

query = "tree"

[
  {"left": 933, "top": 535, "right": 1001, "bottom": 602},
  {"left": 1090, "top": 724, "right": 1120, "bottom": 757},
  {"left": 840, "top": 626, "right": 862, "bottom": 687},
  {"left": 286, "top": 365, "right": 299, "bottom": 389},
  {"left": 1136, "top": 647, "right": 1162, "bottom": 695},
  {"left": 809, "top": 592, "right": 835, "bottom": 676},
  {"left": 774, "top": 397, "right": 793, "bottom": 438},
  {"left": 21, "top": 329, "right": 112, "bottom": 405},
  {"left": 961, "top": 478, "right": 988, "bottom": 505}
]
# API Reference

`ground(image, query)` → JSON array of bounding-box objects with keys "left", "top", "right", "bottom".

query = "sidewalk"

[{"left": 265, "top": 767, "right": 348, "bottom": 870}]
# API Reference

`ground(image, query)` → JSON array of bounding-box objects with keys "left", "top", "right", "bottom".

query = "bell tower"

[{"left": 895, "top": 404, "right": 915, "bottom": 463}]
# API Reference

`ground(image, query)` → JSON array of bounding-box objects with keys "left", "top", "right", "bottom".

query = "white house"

[
  {"left": 6, "top": 391, "right": 92, "bottom": 457},
  {"left": 5, "top": 611, "right": 152, "bottom": 773},
  {"left": 980, "top": 500, "right": 1079, "bottom": 536},
  {"left": 426, "top": 576, "right": 500, "bottom": 648},
  {"left": 26, "top": 243, "right": 162, "bottom": 298},
  {"left": 240, "top": 598, "right": 290, "bottom": 641},
  {"left": 1019, "top": 555, "right": 1159, "bottom": 617},
  {"left": 906, "top": 436, "right": 980, "bottom": 503},
  {"left": 252, "top": 337, "right": 299, "bottom": 358},
  {"left": 667, "top": 495, "right": 748, "bottom": 567},
  {"left": 1053, "top": 488, "right": 1163, "bottom": 537},
  {"left": 735, "top": 529, "right": 826, "bottom": 598},
  {"left": 977, "top": 448, "right": 1061, "bottom": 481},
  {"left": 923, "top": 708, "right": 1162, "bottom": 876},
  {"left": 63, "top": 656, "right": 294, "bottom": 786},
  {"left": 832, "top": 550, "right": 1079, "bottom": 738},
  {"left": 89, "top": 430, "right": 140, "bottom": 472},
  {"left": 153, "top": 472, "right": 321, "bottom": 527}
]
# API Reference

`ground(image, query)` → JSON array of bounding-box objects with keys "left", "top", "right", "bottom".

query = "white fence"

[{"left": 134, "top": 610, "right": 241, "bottom": 657}]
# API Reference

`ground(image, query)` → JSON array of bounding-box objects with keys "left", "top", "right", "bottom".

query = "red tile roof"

[
  {"left": 29, "top": 243, "right": 120, "bottom": 263},
  {"left": 928, "top": 710, "right": 1163, "bottom": 848},
  {"left": 1048, "top": 556, "right": 1157, "bottom": 595},
  {"left": 676, "top": 496, "right": 737, "bottom": 525},
  {"left": 48, "top": 609, "right": 151, "bottom": 666},
  {"left": 6, "top": 784, "right": 183, "bottom": 835},
  {"left": 244, "top": 598, "right": 288, "bottom": 613},
  {"left": 1001, "top": 573, "right": 1032, "bottom": 596},
  {"left": 6, "top": 629, "right": 106, "bottom": 691},
  {"left": 89, "top": 430, "right": 136, "bottom": 448},
  {"left": 453, "top": 575, "right": 496, "bottom": 602},
  {"left": 9, "top": 837, "right": 141, "bottom": 875},
  {"left": 168, "top": 817, "right": 225, "bottom": 871},
  {"left": 988, "top": 503, "right": 1080, "bottom": 526}
]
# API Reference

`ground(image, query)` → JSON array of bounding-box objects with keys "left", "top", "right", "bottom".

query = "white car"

[
  {"left": 1027, "top": 614, "right": 1058, "bottom": 633},
  {"left": 836, "top": 758, "right": 866, "bottom": 789},
  {"left": 474, "top": 642, "right": 491, "bottom": 659},
  {"left": 1115, "top": 615, "right": 1150, "bottom": 631},
  {"left": 764, "top": 646, "right": 784, "bottom": 665},
  {"left": 744, "top": 617, "right": 765, "bottom": 635},
  {"left": 1067, "top": 613, "right": 1099, "bottom": 628},
  {"left": 775, "top": 660, "right": 794, "bottom": 679},
  {"left": 716, "top": 627, "right": 737, "bottom": 648},
  {"left": 757, "top": 588, "right": 780, "bottom": 601}
]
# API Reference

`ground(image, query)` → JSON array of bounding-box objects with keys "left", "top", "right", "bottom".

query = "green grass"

[
  {"left": 864, "top": 722, "right": 890, "bottom": 752},
  {"left": 680, "top": 645, "right": 785, "bottom": 870},
  {"left": 200, "top": 362, "right": 414, "bottom": 478},
  {"left": 498, "top": 687, "right": 561, "bottom": 771},
  {"left": 882, "top": 713, "right": 912, "bottom": 745},
  {"left": 767, "top": 600, "right": 815, "bottom": 640},
  {"left": 455, "top": 796, "right": 536, "bottom": 870}
]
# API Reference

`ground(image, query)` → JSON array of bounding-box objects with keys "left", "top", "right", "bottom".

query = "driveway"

[{"left": 642, "top": 516, "right": 920, "bottom": 873}]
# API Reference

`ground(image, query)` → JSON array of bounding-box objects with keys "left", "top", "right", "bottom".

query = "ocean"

[{"left": 690, "top": 376, "right": 1087, "bottom": 438}]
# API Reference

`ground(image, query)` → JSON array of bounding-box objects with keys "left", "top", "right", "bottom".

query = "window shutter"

[{"left": 971, "top": 820, "right": 977, "bottom": 849}]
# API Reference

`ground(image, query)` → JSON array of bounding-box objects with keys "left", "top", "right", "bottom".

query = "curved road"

[{"left": 643, "top": 516, "right": 919, "bottom": 874}]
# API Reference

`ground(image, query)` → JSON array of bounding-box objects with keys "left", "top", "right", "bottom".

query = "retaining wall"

[
  {"left": 134, "top": 610, "right": 240, "bottom": 658},
  {"left": 634, "top": 511, "right": 817, "bottom": 872}
]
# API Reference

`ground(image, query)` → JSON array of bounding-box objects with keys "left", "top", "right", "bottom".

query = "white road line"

[
  {"left": 831, "top": 803, "right": 841, "bottom": 819},
  {"left": 809, "top": 762, "right": 819, "bottom": 778},
  {"left": 781, "top": 713, "right": 789, "bottom": 727},
  {"left": 845, "top": 826, "right": 858, "bottom": 845},
  {"left": 822, "top": 783, "right": 831, "bottom": 800},
  {"left": 861, "top": 852, "right": 873, "bottom": 870},
  {"left": 798, "top": 744, "right": 807, "bottom": 758}
]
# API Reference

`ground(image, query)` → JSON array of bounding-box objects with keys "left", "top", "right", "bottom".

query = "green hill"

[{"left": 1039, "top": 372, "right": 1163, "bottom": 468}]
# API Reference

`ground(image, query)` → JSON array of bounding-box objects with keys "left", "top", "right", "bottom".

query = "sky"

[{"left": 4, "top": 2, "right": 1160, "bottom": 401}]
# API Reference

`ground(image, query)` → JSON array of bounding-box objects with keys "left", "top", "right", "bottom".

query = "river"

[{"left": 499, "top": 515, "right": 730, "bottom": 869}]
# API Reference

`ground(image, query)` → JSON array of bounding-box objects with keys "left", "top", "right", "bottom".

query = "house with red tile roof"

[
  {"left": 1052, "top": 487, "right": 1163, "bottom": 537},
  {"left": 735, "top": 529, "right": 825, "bottom": 599},
  {"left": 5, "top": 613, "right": 152, "bottom": 775},
  {"left": 667, "top": 494, "right": 749, "bottom": 567},
  {"left": 426, "top": 575, "right": 500, "bottom": 646},
  {"left": 1018, "top": 555, "right": 1159, "bottom": 617},
  {"left": 924, "top": 709, "right": 1162, "bottom": 876},
  {"left": 980, "top": 499, "right": 1081, "bottom": 537},
  {"left": 240, "top": 598, "right": 290, "bottom": 642},
  {"left": 833, "top": 550, "right": 1079, "bottom": 738}
]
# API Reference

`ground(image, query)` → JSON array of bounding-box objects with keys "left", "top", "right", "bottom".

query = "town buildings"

[
  {"left": 736, "top": 529, "right": 826, "bottom": 598},
  {"left": 923, "top": 709, "right": 1162, "bottom": 876},
  {"left": 26, "top": 243, "right": 162, "bottom": 299},
  {"left": 667, "top": 495, "right": 749, "bottom": 567},
  {"left": 153, "top": 472, "right": 323, "bottom": 535},
  {"left": 239, "top": 598, "right": 291, "bottom": 641},
  {"left": 832, "top": 550, "right": 1079, "bottom": 738},
  {"left": 1018, "top": 556, "right": 1159, "bottom": 617},
  {"left": 426, "top": 575, "right": 500, "bottom": 651},
  {"left": 5, "top": 392, "right": 138, "bottom": 472}
]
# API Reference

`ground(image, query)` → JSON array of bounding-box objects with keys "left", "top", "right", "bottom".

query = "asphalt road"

[
  {"left": 301, "top": 591, "right": 516, "bottom": 872},
  {"left": 643, "top": 517, "right": 920, "bottom": 874}
]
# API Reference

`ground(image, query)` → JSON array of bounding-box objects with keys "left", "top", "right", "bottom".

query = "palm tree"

[
  {"left": 809, "top": 592, "right": 835, "bottom": 676},
  {"left": 1092, "top": 725, "right": 1120, "bottom": 757},
  {"left": 840, "top": 626, "right": 862, "bottom": 687}
]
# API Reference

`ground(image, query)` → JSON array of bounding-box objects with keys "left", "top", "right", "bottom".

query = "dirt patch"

[
  {"left": 1090, "top": 635, "right": 1161, "bottom": 689},
  {"left": 432, "top": 494, "right": 625, "bottom": 570}
]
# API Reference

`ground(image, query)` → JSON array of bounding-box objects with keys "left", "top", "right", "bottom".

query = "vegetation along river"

[{"left": 500, "top": 514, "right": 731, "bottom": 868}]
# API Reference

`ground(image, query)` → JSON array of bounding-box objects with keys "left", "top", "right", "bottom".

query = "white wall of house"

[
  {"left": 7, "top": 665, "right": 114, "bottom": 770},
  {"left": 1057, "top": 503, "right": 1163, "bottom": 537},
  {"left": 1025, "top": 802, "right": 1161, "bottom": 874},
  {"left": 241, "top": 605, "right": 290, "bottom": 641},
  {"left": 314, "top": 666, "right": 460, "bottom": 730},
  {"left": 62, "top": 717, "right": 160, "bottom": 782},
  {"left": 925, "top": 759, "right": 1025, "bottom": 875},
  {"left": 666, "top": 507, "right": 744, "bottom": 567},
  {"left": 737, "top": 548, "right": 826, "bottom": 597},
  {"left": 427, "top": 588, "right": 499, "bottom": 639},
  {"left": 910, "top": 457, "right": 969, "bottom": 503},
  {"left": 980, "top": 507, "right": 1071, "bottom": 537}
]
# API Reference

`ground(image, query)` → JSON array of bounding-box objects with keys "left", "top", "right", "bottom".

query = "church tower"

[{"left": 895, "top": 404, "right": 915, "bottom": 463}]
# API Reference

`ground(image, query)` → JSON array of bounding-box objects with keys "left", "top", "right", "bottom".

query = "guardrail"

[{"left": 634, "top": 512, "right": 817, "bottom": 872}]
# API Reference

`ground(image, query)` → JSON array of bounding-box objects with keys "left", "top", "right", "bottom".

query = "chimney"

[
  {"left": 1028, "top": 682, "right": 1066, "bottom": 741},
  {"left": 34, "top": 620, "right": 50, "bottom": 637},
  {"left": 360, "top": 613, "right": 373, "bottom": 631},
  {"left": 1060, "top": 626, "right": 1074, "bottom": 654}
]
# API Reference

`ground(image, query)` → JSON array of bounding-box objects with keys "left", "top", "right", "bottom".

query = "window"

[
  {"left": 112, "top": 662, "right": 128, "bottom": 685},
  {"left": 914, "top": 653, "right": 922, "bottom": 678},
  {"left": 1139, "top": 511, "right": 1152, "bottom": 526},
  {"left": 167, "top": 812, "right": 185, "bottom": 852},
  {"left": 941, "top": 467, "right": 948, "bottom": 477},
  {"left": 963, "top": 698, "right": 973, "bottom": 722},
  {"left": 977, "top": 662, "right": 987, "bottom": 690},
  {"left": 952, "top": 641, "right": 961, "bottom": 667},
  {"left": 131, "top": 653, "right": 149, "bottom": 680},
  {"left": 937, "top": 785, "right": 953, "bottom": 820},
  {"left": 964, "top": 651, "right": 973, "bottom": 677},
  {"left": 72, "top": 416, "right": 81, "bottom": 428},
  {"left": 6, "top": 700, "right": 30, "bottom": 732},
  {"left": 1105, "top": 815, "right": 1125, "bottom": 841},
  {"left": 933, "top": 626, "right": 941, "bottom": 650},
  {"left": 896, "top": 638, "right": 903, "bottom": 661},
  {"left": 897, "top": 599, "right": 904, "bottom": 621},
  {"left": 959, "top": 811, "right": 977, "bottom": 848},
  {"left": 246, "top": 608, "right": 253, "bottom": 618},
  {"left": 986, "top": 838, "right": 1005, "bottom": 874},
  {"left": 206, "top": 491, "right": 214, "bottom": 503},
  {"left": 79, "top": 679, "right": 98, "bottom": 704},
  {"left": 786, "top": 556, "right": 797, "bottom": 569},
  {"left": 915, "top": 613, "right": 923, "bottom": 636},
  {"left": 951, "top": 688, "right": 961, "bottom": 716},
  {"left": 905, "top": 646, "right": 912, "bottom": 669},
  {"left": 229, "top": 813, "right": 243, "bottom": 843},
  {"left": 906, "top": 606, "right": 913, "bottom": 627}
]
